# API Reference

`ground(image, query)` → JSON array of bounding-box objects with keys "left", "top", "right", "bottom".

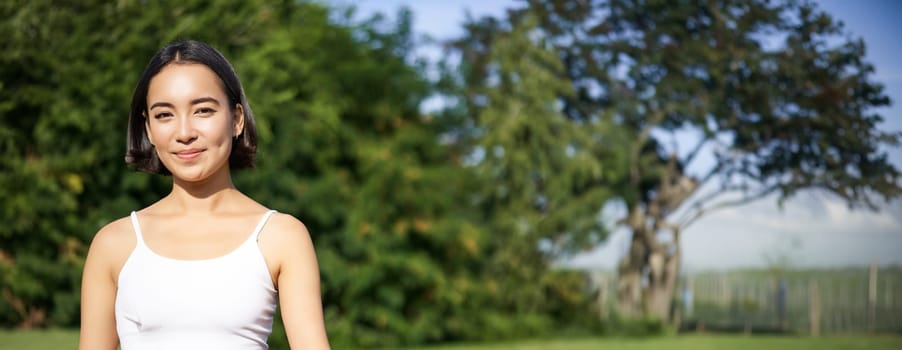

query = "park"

[{"left": 1, "top": 0, "right": 901, "bottom": 349}]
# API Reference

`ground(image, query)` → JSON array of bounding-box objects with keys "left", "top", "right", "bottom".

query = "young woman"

[{"left": 79, "top": 40, "right": 330, "bottom": 350}]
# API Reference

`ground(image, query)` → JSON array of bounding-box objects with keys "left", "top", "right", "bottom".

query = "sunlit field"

[{"left": 2, "top": 330, "right": 901, "bottom": 350}]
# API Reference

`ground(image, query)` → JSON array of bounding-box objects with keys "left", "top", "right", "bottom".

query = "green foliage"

[
  {"left": 467, "top": 14, "right": 614, "bottom": 255},
  {"left": 604, "top": 317, "right": 667, "bottom": 337},
  {"left": 434, "top": 12, "right": 620, "bottom": 342},
  {"left": 532, "top": 0, "right": 898, "bottom": 216}
]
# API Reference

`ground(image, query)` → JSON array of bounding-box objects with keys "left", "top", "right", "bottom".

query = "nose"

[{"left": 175, "top": 115, "right": 198, "bottom": 144}]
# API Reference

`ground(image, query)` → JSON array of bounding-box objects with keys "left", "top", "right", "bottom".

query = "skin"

[{"left": 78, "top": 63, "right": 330, "bottom": 350}]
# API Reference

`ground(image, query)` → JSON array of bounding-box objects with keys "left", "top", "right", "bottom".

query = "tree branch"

[
  {"left": 681, "top": 137, "right": 709, "bottom": 172},
  {"left": 692, "top": 136, "right": 738, "bottom": 191},
  {"left": 629, "top": 107, "right": 669, "bottom": 185},
  {"left": 673, "top": 178, "right": 760, "bottom": 228},
  {"left": 677, "top": 184, "right": 781, "bottom": 230}
]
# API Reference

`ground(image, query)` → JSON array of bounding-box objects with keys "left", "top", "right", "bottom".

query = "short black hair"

[{"left": 125, "top": 40, "right": 257, "bottom": 174}]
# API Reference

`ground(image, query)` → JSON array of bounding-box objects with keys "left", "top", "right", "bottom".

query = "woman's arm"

[
  {"left": 78, "top": 224, "right": 124, "bottom": 350},
  {"left": 269, "top": 215, "right": 331, "bottom": 349}
]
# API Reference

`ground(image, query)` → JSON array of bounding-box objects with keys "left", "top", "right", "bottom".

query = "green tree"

[
  {"left": 433, "top": 9, "right": 619, "bottom": 337},
  {"left": 476, "top": 11, "right": 613, "bottom": 330},
  {"left": 450, "top": 0, "right": 900, "bottom": 322}
]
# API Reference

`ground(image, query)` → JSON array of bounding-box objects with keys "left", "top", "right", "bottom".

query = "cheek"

[
  {"left": 197, "top": 118, "right": 236, "bottom": 144},
  {"left": 216, "top": 121, "right": 236, "bottom": 141},
  {"left": 146, "top": 123, "right": 167, "bottom": 145}
]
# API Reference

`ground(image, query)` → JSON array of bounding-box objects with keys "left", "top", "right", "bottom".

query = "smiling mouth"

[{"left": 174, "top": 149, "right": 204, "bottom": 160}]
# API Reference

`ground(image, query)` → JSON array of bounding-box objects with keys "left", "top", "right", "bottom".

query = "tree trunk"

[
  {"left": 616, "top": 206, "right": 682, "bottom": 322},
  {"left": 646, "top": 247, "right": 680, "bottom": 320},
  {"left": 616, "top": 155, "right": 692, "bottom": 322},
  {"left": 616, "top": 231, "right": 647, "bottom": 318}
]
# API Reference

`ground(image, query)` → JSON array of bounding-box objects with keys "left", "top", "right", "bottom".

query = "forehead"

[{"left": 147, "top": 63, "right": 227, "bottom": 104}]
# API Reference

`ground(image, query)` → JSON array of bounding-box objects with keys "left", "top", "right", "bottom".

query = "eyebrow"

[{"left": 149, "top": 97, "right": 222, "bottom": 110}]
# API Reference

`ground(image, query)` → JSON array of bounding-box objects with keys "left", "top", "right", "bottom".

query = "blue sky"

[{"left": 346, "top": 0, "right": 902, "bottom": 270}]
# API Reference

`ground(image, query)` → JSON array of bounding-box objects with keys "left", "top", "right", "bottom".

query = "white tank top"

[{"left": 115, "top": 210, "right": 278, "bottom": 350}]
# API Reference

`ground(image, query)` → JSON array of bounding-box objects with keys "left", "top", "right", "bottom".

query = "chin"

[
  {"left": 162, "top": 164, "right": 206, "bottom": 182},
  {"left": 171, "top": 165, "right": 229, "bottom": 184},
  {"left": 179, "top": 174, "right": 210, "bottom": 183},
  {"left": 170, "top": 173, "right": 206, "bottom": 183}
]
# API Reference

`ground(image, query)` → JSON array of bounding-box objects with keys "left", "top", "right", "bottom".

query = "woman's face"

[{"left": 145, "top": 63, "right": 244, "bottom": 183}]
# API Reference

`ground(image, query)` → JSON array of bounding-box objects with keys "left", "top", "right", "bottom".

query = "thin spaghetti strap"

[
  {"left": 250, "top": 210, "right": 277, "bottom": 242},
  {"left": 129, "top": 211, "right": 146, "bottom": 247}
]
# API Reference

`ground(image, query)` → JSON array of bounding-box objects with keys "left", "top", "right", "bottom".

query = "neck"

[{"left": 167, "top": 168, "right": 240, "bottom": 215}]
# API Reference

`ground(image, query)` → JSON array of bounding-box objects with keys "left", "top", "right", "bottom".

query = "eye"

[
  {"left": 153, "top": 112, "right": 172, "bottom": 119},
  {"left": 195, "top": 107, "right": 216, "bottom": 116}
]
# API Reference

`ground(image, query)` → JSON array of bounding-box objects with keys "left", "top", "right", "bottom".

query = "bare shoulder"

[
  {"left": 88, "top": 216, "right": 137, "bottom": 259},
  {"left": 83, "top": 216, "right": 137, "bottom": 284},
  {"left": 258, "top": 212, "right": 319, "bottom": 266},
  {"left": 261, "top": 213, "right": 313, "bottom": 245}
]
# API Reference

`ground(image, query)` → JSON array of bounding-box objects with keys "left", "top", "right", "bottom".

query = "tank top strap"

[
  {"left": 129, "top": 211, "right": 147, "bottom": 248},
  {"left": 249, "top": 210, "right": 278, "bottom": 243}
]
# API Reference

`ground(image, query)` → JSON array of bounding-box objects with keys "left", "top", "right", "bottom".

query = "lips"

[{"left": 174, "top": 149, "right": 204, "bottom": 160}]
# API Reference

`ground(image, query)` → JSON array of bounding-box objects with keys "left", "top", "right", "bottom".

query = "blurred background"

[{"left": 1, "top": 0, "right": 901, "bottom": 349}]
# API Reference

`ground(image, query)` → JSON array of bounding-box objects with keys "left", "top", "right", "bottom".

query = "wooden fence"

[{"left": 588, "top": 265, "right": 902, "bottom": 334}]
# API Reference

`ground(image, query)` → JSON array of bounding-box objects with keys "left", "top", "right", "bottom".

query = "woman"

[{"left": 79, "top": 40, "right": 330, "bottom": 349}]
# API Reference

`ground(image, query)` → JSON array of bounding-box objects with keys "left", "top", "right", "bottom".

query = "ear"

[
  {"left": 233, "top": 104, "right": 245, "bottom": 139},
  {"left": 143, "top": 111, "right": 155, "bottom": 147}
]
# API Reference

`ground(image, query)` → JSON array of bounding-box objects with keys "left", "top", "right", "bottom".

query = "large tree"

[{"left": 450, "top": 0, "right": 901, "bottom": 321}]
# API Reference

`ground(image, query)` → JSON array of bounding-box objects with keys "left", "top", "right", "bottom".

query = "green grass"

[
  {"left": 2, "top": 330, "right": 901, "bottom": 350},
  {"left": 401, "top": 335, "right": 902, "bottom": 350},
  {"left": 0, "top": 329, "right": 78, "bottom": 350}
]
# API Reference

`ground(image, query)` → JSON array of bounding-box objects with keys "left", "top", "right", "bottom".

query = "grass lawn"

[
  {"left": 1, "top": 329, "right": 901, "bottom": 350},
  {"left": 403, "top": 334, "right": 902, "bottom": 350},
  {"left": 0, "top": 329, "right": 77, "bottom": 350}
]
